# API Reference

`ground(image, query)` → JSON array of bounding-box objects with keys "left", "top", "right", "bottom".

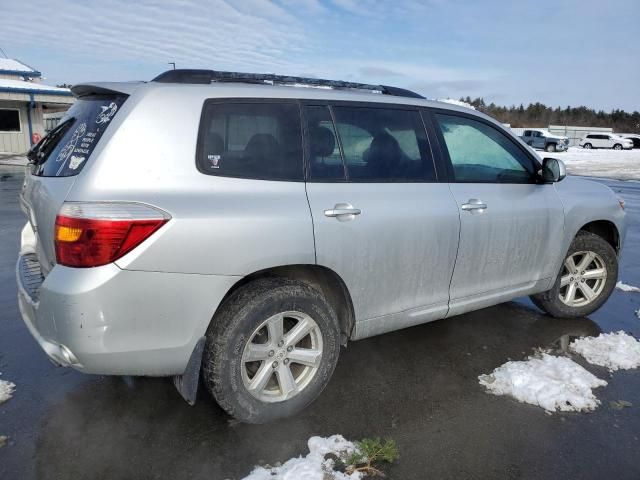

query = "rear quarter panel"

[{"left": 65, "top": 85, "right": 315, "bottom": 275}]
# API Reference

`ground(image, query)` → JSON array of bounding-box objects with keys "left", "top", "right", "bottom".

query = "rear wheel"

[
  {"left": 545, "top": 143, "right": 557, "bottom": 153},
  {"left": 583, "top": 143, "right": 592, "bottom": 149},
  {"left": 202, "top": 278, "right": 341, "bottom": 423},
  {"left": 530, "top": 231, "right": 617, "bottom": 318},
  {"left": 613, "top": 144, "right": 622, "bottom": 150}
]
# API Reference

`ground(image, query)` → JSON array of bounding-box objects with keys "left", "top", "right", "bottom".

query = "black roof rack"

[{"left": 151, "top": 69, "right": 425, "bottom": 99}]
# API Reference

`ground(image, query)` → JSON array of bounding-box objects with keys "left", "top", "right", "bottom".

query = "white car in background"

[{"left": 579, "top": 134, "right": 633, "bottom": 150}]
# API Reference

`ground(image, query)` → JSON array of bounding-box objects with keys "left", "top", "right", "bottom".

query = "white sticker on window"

[
  {"left": 208, "top": 154, "right": 221, "bottom": 168},
  {"left": 96, "top": 102, "right": 118, "bottom": 125},
  {"left": 68, "top": 155, "right": 85, "bottom": 170}
]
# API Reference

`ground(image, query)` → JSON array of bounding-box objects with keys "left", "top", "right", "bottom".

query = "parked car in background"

[
  {"left": 616, "top": 133, "right": 640, "bottom": 149},
  {"left": 520, "top": 129, "right": 569, "bottom": 152},
  {"left": 579, "top": 133, "right": 633, "bottom": 150},
  {"left": 17, "top": 69, "right": 626, "bottom": 423}
]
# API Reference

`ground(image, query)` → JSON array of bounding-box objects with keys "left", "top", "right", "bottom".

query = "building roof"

[
  {"left": 0, "top": 58, "right": 42, "bottom": 77},
  {"left": 0, "top": 78, "right": 72, "bottom": 96}
]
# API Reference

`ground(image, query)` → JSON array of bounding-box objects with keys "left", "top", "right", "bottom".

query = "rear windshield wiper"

[{"left": 27, "top": 118, "right": 75, "bottom": 165}]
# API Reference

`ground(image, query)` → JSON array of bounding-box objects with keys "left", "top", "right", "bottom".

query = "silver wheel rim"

[
  {"left": 241, "top": 311, "right": 323, "bottom": 403},
  {"left": 559, "top": 251, "right": 607, "bottom": 307}
]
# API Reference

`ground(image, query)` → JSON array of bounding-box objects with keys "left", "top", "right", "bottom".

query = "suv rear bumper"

[{"left": 16, "top": 252, "right": 238, "bottom": 376}]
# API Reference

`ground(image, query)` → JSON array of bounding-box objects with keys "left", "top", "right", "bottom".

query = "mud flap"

[{"left": 173, "top": 336, "right": 205, "bottom": 406}]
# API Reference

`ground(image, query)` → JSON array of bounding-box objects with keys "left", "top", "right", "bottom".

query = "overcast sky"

[{"left": 0, "top": 0, "right": 637, "bottom": 111}]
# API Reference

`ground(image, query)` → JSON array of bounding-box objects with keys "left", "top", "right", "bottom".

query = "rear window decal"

[
  {"left": 96, "top": 102, "right": 118, "bottom": 124},
  {"left": 68, "top": 155, "right": 85, "bottom": 170}
]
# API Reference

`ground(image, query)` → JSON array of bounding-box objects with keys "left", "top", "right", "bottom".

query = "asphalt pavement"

[{"left": 1, "top": 165, "right": 639, "bottom": 479}]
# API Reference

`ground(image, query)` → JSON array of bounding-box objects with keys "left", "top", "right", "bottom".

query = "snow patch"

[
  {"left": 0, "top": 379, "right": 15, "bottom": 404},
  {"left": 570, "top": 331, "right": 640, "bottom": 371},
  {"left": 479, "top": 353, "right": 607, "bottom": 412},
  {"left": 616, "top": 281, "right": 640, "bottom": 293},
  {"left": 437, "top": 98, "right": 476, "bottom": 110},
  {"left": 242, "top": 435, "right": 362, "bottom": 480},
  {"left": 535, "top": 147, "right": 640, "bottom": 181}
]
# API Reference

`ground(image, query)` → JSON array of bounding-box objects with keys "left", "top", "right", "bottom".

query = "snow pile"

[
  {"left": 437, "top": 98, "right": 475, "bottom": 110},
  {"left": 479, "top": 353, "right": 607, "bottom": 412},
  {"left": 616, "top": 281, "right": 640, "bottom": 293},
  {"left": 0, "top": 379, "right": 15, "bottom": 404},
  {"left": 242, "top": 435, "right": 362, "bottom": 480},
  {"left": 570, "top": 331, "right": 640, "bottom": 371}
]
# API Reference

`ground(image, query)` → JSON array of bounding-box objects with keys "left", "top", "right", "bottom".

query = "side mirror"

[{"left": 541, "top": 157, "right": 566, "bottom": 183}]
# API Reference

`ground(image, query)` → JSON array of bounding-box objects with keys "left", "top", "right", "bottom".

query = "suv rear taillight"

[{"left": 54, "top": 202, "right": 170, "bottom": 268}]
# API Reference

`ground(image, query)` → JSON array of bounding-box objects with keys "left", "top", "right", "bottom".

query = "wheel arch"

[
  {"left": 214, "top": 264, "right": 356, "bottom": 345},
  {"left": 578, "top": 220, "right": 620, "bottom": 254}
]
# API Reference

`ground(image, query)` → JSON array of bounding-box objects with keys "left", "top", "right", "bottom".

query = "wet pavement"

[{"left": 1, "top": 165, "right": 639, "bottom": 480}]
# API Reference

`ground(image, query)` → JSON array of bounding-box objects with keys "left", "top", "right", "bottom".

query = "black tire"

[
  {"left": 530, "top": 231, "right": 618, "bottom": 318},
  {"left": 613, "top": 144, "right": 622, "bottom": 150},
  {"left": 545, "top": 143, "right": 557, "bottom": 153},
  {"left": 583, "top": 143, "right": 592, "bottom": 149},
  {"left": 202, "top": 278, "right": 341, "bottom": 423}
]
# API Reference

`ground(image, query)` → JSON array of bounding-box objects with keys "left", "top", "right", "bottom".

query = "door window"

[
  {"left": 435, "top": 113, "right": 535, "bottom": 183},
  {"left": 198, "top": 102, "right": 303, "bottom": 181},
  {"left": 330, "top": 106, "right": 435, "bottom": 181},
  {"left": 304, "top": 106, "right": 345, "bottom": 180}
]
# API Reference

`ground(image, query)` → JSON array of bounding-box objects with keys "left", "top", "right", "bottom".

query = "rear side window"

[
  {"left": 30, "top": 96, "right": 126, "bottom": 177},
  {"left": 197, "top": 102, "right": 303, "bottom": 181},
  {"left": 331, "top": 106, "right": 435, "bottom": 182},
  {"left": 305, "top": 106, "right": 345, "bottom": 180}
]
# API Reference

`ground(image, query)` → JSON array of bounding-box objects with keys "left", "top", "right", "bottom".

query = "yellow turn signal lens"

[{"left": 56, "top": 225, "right": 83, "bottom": 242}]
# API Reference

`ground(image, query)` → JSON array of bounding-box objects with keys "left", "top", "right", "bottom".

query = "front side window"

[
  {"left": 331, "top": 106, "right": 435, "bottom": 182},
  {"left": 0, "top": 109, "right": 20, "bottom": 132},
  {"left": 435, "top": 113, "right": 535, "bottom": 183},
  {"left": 198, "top": 102, "right": 303, "bottom": 181}
]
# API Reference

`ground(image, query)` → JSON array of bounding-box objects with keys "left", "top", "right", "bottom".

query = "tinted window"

[
  {"left": 435, "top": 113, "right": 535, "bottom": 183},
  {"left": 305, "top": 106, "right": 344, "bottom": 180},
  {"left": 0, "top": 109, "right": 20, "bottom": 132},
  {"left": 198, "top": 102, "right": 303, "bottom": 181},
  {"left": 30, "top": 96, "right": 127, "bottom": 177},
  {"left": 523, "top": 130, "right": 531, "bottom": 136},
  {"left": 331, "top": 106, "right": 435, "bottom": 181}
]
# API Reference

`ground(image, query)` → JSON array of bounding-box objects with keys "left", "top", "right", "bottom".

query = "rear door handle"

[
  {"left": 461, "top": 199, "right": 487, "bottom": 212},
  {"left": 324, "top": 203, "right": 361, "bottom": 221}
]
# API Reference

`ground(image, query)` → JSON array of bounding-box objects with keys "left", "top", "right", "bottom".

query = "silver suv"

[{"left": 17, "top": 70, "right": 626, "bottom": 423}]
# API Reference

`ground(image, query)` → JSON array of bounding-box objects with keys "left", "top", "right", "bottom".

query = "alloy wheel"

[
  {"left": 558, "top": 251, "right": 607, "bottom": 307},
  {"left": 241, "top": 311, "right": 323, "bottom": 403}
]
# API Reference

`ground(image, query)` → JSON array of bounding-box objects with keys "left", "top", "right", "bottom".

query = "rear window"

[
  {"left": 30, "top": 96, "right": 126, "bottom": 177},
  {"left": 197, "top": 102, "right": 303, "bottom": 181}
]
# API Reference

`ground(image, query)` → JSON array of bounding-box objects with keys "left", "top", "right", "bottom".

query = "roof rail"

[{"left": 151, "top": 69, "right": 425, "bottom": 99}]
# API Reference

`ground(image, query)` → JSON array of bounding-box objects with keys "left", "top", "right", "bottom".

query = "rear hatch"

[{"left": 21, "top": 91, "right": 128, "bottom": 275}]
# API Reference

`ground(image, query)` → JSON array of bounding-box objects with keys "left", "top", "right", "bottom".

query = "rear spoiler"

[{"left": 71, "top": 81, "right": 143, "bottom": 98}]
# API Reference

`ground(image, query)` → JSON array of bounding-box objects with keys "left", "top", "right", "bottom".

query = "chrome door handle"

[
  {"left": 324, "top": 203, "right": 361, "bottom": 220},
  {"left": 461, "top": 199, "right": 487, "bottom": 212}
]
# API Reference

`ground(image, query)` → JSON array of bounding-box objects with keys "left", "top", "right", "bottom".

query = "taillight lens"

[{"left": 55, "top": 202, "right": 170, "bottom": 268}]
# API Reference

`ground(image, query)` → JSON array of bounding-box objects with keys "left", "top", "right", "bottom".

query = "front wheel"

[
  {"left": 583, "top": 143, "right": 592, "bottom": 149},
  {"left": 545, "top": 143, "right": 557, "bottom": 153},
  {"left": 530, "top": 231, "right": 618, "bottom": 318},
  {"left": 613, "top": 144, "right": 622, "bottom": 150},
  {"left": 202, "top": 278, "right": 341, "bottom": 423}
]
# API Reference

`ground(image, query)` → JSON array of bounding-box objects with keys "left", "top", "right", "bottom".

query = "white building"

[{"left": 0, "top": 58, "right": 74, "bottom": 154}]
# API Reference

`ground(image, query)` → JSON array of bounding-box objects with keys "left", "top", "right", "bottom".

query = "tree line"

[{"left": 461, "top": 97, "right": 640, "bottom": 133}]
